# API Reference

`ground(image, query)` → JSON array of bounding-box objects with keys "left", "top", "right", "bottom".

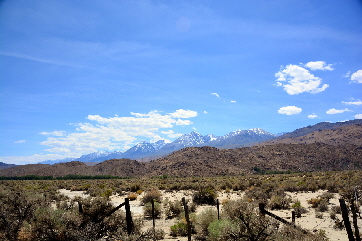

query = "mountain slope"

[
  {"left": 269, "top": 119, "right": 362, "bottom": 141},
  {"left": 263, "top": 124, "right": 362, "bottom": 146}
]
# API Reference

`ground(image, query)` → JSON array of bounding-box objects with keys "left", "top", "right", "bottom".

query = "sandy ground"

[{"left": 59, "top": 189, "right": 361, "bottom": 241}]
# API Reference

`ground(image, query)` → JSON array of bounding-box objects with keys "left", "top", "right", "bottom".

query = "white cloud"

[
  {"left": 231, "top": 100, "right": 236, "bottom": 103},
  {"left": 342, "top": 99, "right": 362, "bottom": 105},
  {"left": 203, "top": 111, "right": 208, "bottom": 114},
  {"left": 305, "top": 61, "right": 334, "bottom": 71},
  {"left": 169, "top": 109, "right": 197, "bottom": 118},
  {"left": 40, "top": 130, "right": 66, "bottom": 136},
  {"left": 161, "top": 130, "right": 183, "bottom": 138},
  {"left": 211, "top": 93, "right": 220, "bottom": 98},
  {"left": 275, "top": 64, "right": 329, "bottom": 95},
  {"left": 40, "top": 109, "right": 197, "bottom": 157},
  {"left": 343, "top": 71, "right": 351, "bottom": 78},
  {"left": 355, "top": 114, "right": 362, "bottom": 119},
  {"left": 326, "top": 108, "right": 351, "bottom": 114},
  {"left": 278, "top": 106, "right": 302, "bottom": 115},
  {"left": 351, "top": 70, "right": 362, "bottom": 83},
  {"left": 14, "top": 140, "right": 26, "bottom": 144},
  {"left": 308, "top": 114, "right": 318, "bottom": 119}
]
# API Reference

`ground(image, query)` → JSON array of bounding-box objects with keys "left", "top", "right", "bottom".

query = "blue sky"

[{"left": 1, "top": 0, "right": 361, "bottom": 165}]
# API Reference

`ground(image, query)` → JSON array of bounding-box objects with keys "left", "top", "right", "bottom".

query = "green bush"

[
  {"left": 141, "top": 189, "right": 162, "bottom": 205},
  {"left": 164, "top": 199, "right": 183, "bottom": 219},
  {"left": 143, "top": 201, "right": 162, "bottom": 218},
  {"left": 170, "top": 221, "right": 188, "bottom": 237},
  {"left": 268, "top": 194, "right": 292, "bottom": 210},
  {"left": 192, "top": 187, "right": 217, "bottom": 205},
  {"left": 208, "top": 219, "right": 238, "bottom": 241},
  {"left": 195, "top": 208, "right": 218, "bottom": 239}
]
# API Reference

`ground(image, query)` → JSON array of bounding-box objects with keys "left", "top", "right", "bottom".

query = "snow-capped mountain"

[
  {"left": 207, "top": 128, "right": 276, "bottom": 147},
  {"left": 123, "top": 141, "right": 156, "bottom": 158},
  {"left": 172, "top": 131, "right": 206, "bottom": 146},
  {"left": 151, "top": 140, "right": 170, "bottom": 150},
  {"left": 38, "top": 157, "right": 76, "bottom": 165},
  {"left": 73, "top": 151, "right": 110, "bottom": 162},
  {"left": 43, "top": 128, "right": 277, "bottom": 164}
]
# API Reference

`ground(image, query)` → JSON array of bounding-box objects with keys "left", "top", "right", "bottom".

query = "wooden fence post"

[
  {"left": 292, "top": 211, "right": 296, "bottom": 224},
  {"left": 125, "top": 198, "right": 133, "bottom": 235},
  {"left": 182, "top": 197, "right": 192, "bottom": 241},
  {"left": 217, "top": 199, "right": 220, "bottom": 220},
  {"left": 339, "top": 199, "right": 355, "bottom": 241},
  {"left": 151, "top": 199, "right": 156, "bottom": 239}
]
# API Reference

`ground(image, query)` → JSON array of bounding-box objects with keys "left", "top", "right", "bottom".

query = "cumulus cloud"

[
  {"left": 169, "top": 109, "right": 197, "bottom": 118},
  {"left": 308, "top": 114, "right": 318, "bottom": 119},
  {"left": 342, "top": 99, "right": 362, "bottom": 105},
  {"left": 278, "top": 106, "right": 302, "bottom": 115},
  {"left": 14, "top": 140, "right": 26, "bottom": 144},
  {"left": 203, "top": 111, "right": 208, "bottom": 114},
  {"left": 40, "top": 130, "right": 66, "bottom": 136},
  {"left": 231, "top": 100, "right": 236, "bottom": 103},
  {"left": 355, "top": 114, "right": 362, "bottom": 119},
  {"left": 326, "top": 108, "right": 351, "bottom": 114},
  {"left": 161, "top": 130, "right": 183, "bottom": 138},
  {"left": 304, "top": 61, "right": 334, "bottom": 71},
  {"left": 351, "top": 70, "right": 362, "bottom": 83},
  {"left": 275, "top": 64, "right": 329, "bottom": 95},
  {"left": 211, "top": 93, "right": 220, "bottom": 98},
  {"left": 40, "top": 109, "right": 197, "bottom": 157}
]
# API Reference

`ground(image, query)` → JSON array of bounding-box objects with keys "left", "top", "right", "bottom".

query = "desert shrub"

[
  {"left": 140, "top": 228, "right": 165, "bottom": 240},
  {"left": 331, "top": 205, "right": 341, "bottom": 214},
  {"left": 141, "top": 189, "right": 162, "bottom": 205},
  {"left": 271, "top": 225, "right": 329, "bottom": 241},
  {"left": 222, "top": 199, "right": 277, "bottom": 240},
  {"left": 207, "top": 219, "right": 238, "bottom": 241},
  {"left": 164, "top": 199, "right": 183, "bottom": 219},
  {"left": 317, "top": 200, "right": 329, "bottom": 212},
  {"left": 170, "top": 214, "right": 197, "bottom": 237},
  {"left": 315, "top": 211, "right": 323, "bottom": 219},
  {"left": 128, "top": 193, "right": 138, "bottom": 201},
  {"left": 192, "top": 187, "right": 217, "bottom": 205},
  {"left": 0, "top": 189, "right": 50, "bottom": 241},
  {"left": 307, "top": 198, "right": 322, "bottom": 208},
  {"left": 329, "top": 210, "right": 337, "bottom": 220},
  {"left": 194, "top": 208, "right": 218, "bottom": 239},
  {"left": 244, "top": 186, "right": 269, "bottom": 204},
  {"left": 292, "top": 200, "right": 308, "bottom": 217},
  {"left": 319, "top": 192, "right": 334, "bottom": 202},
  {"left": 143, "top": 201, "right": 162, "bottom": 218},
  {"left": 30, "top": 196, "right": 143, "bottom": 241},
  {"left": 268, "top": 194, "right": 292, "bottom": 210},
  {"left": 170, "top": 221, "right": 188, "bottom": 237}
]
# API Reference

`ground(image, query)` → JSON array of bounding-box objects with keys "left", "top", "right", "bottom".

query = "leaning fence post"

[
  {"left": 125, "top": 198, "right": 133, "bottom": 235},
  {"left": 339, "top": 199, "right": 355, "bottom": 241},
  {"left": 182, "top": 197, "right": 192, "bottom": 241}
]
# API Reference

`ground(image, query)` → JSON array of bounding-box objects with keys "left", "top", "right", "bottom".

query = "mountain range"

[
  {"left": 0, "top": 119, "right": 361, "bottom": 177},
  {"left": 39, "top": 128, "right": 277, "bottom": 164}
]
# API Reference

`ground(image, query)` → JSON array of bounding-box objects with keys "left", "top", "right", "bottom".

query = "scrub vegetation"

[{"left": 0, "top": 170, "right": 361, "bottom": 240}]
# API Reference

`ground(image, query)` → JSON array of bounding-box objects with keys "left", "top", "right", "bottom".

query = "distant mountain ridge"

[
  {"left": 34, "top": 119, "right": 362, "bottom": 165},
  {"left": 38, "top": 128, "right": 276, "bottom": 164},
  {"left": 1, "top": 120, "right": 361, "bottom": 177}
]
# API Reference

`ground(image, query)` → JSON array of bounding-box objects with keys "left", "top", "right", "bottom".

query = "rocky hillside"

[{"left": 263, "top": 124, "right": 362, "bottom": 146}]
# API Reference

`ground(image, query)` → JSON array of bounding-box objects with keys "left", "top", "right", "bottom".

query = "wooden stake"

[
  {"left": 125, "top": 198, "right": 133, "bottom": 235},
  {"left": 339, "top": 199, "right": 355, "bottom": 241},
  {"left": 182, "top": 197, "right": 192, "bottom": 241}
]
